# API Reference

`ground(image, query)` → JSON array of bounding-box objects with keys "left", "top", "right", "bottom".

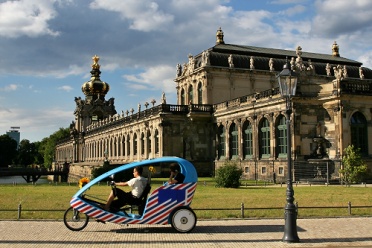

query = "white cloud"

[
  {"left": 0, "top": 106, "right": 72, "bottom": 142},
  {"left": 90, "top": 0, "right": 174, "bottom": 31},
  {"left": 311, "top": 0, "right": 372, "bottom": 37},
  {"left": 271, "top": 0, "right": 306, "bottom": 4},
  {"left": 232, "top": 10, "right": 272, "bottom": 30},
  {"left": 123, "top": 65, "right": 175, "bottom": 93},
  {"left": 0, "top": 0, "right": 61, "bottom": 38},
  {"left": 357, "top": 51, "right": 372, "bottom": 68},
  {"left": 280, "top": 4, "right": 306, "bottom": 16},
  {"left": 0, "top": 84, "right": 18, "bottom": 91},
  {"left": 57, "top": 85, "right": 73, "bottom": 92}
]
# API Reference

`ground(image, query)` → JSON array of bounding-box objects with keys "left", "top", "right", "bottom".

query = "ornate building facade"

[{"left": 56, "top": 28, "right": 372, "bottom": 183}]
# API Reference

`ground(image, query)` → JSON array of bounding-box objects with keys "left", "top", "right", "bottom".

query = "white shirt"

[{"left": 127, "top": 176, "right": 147, "bottom": 197}]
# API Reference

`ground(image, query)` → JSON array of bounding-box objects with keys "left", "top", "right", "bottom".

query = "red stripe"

[
  {"left": 102, "top": 213, "right": 114, "bottom": 221},
  {"left": 80, "top": 205, "right": 91, "bottom": 212}
]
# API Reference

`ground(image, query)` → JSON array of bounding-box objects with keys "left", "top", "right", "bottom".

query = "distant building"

[
  {"left": 6, "top": 127, "right": 20, "bottom": 149},
  {"left": 56, "top": 29, "right": 372, "bottom": 183}
]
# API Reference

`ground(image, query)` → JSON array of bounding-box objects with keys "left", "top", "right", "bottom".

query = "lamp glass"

[{"left": 278, "top": 72, "right": 298, "bottom": 97}]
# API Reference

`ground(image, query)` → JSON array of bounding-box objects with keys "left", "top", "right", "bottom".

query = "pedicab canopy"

[{"left": 74, "top": 156, "right": 198, "bottom": 197}]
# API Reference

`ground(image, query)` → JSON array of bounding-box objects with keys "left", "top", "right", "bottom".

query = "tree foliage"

[
  {"left": 41, "top": 128, "right": 70, "bottom": 169},
  {"left": 0, "top": 135, "right": 17, "bottom": 167},
  {"left": 215, "top": 162, "right": 243, "bottom": 188},
  {"left": 16, "top": 139, "right": 39, "bottom": 167},
  {"left": 0, "top": 127, "right": 69, "bottom": 169},
  {"left": 340, "top": 145, "right": 368, "bottom": 184}
]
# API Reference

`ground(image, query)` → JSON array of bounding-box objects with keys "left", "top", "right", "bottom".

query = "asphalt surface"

[{"left": 0, "top": 217, "right": 371, "bottom": 247}]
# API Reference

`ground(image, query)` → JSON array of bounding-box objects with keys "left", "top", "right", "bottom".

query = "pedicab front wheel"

[
  {"left": 170, "top": 206, "right": 197, "bottom": 233},
  {"left": 63, "top": 206, "right": 89, "bottom": 231}
]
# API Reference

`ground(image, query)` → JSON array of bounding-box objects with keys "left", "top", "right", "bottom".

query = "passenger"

[
  {"left": 168, "top": 163, "right": 185, "bottom": 184},
  {"left": 104, "top": 166, "right": 147, "bottom": 211}
]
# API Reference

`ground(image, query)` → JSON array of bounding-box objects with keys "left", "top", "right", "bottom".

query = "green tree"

[
  {"left": 340, "top": 145, "right": 368, "bottom": 184},
  {"left": 215, "top": 162, "right": 243, "bottom": 188},
  {"left": 33, "top": 141, "right": 44, "bottom": 165},
  {"left": 17, "top": 139, "right": 37, "bottom": 167},
  {"left": 41, "top": 128, "right": 70, "bottom": 169},
  {"left": 0, "top": 134, "right": 18, "bottom": 167}
]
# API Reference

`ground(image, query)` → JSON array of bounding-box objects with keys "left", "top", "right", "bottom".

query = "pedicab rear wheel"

[
  {"left": 170, "top": 206, "right": 197, "bottom": 233},
  {"left": 63, "top": 206, "right": 89, "bottom": 231}
]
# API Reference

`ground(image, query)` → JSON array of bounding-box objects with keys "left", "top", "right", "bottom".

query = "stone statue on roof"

[
  {"left": 176, "top": 63, "right": 182, "bottom": 77},
  {"left": 269, "top": 58, "right": 274, "bottom": 71},
  {"left": 326, "top": 63, "right": 332, "bottom": 76},
  {"left": 359, "top": 67, "right": 365, "bottom": 79},
  {"left": 228, "top": 54, "right": 234, "bottom": 68},
  {"left": 202, "top": 50, "right": 210, "bottom": 66},
  {"left": 250, "top": 56, "right": 255, "bottom": 70},
  {"left": 161, "top": 92, "right": 166, "bottom": 104}
]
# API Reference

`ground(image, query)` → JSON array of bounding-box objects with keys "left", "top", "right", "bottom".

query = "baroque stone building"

[{"left": 56, "top": 28, "right": 372, "bottom": 183}]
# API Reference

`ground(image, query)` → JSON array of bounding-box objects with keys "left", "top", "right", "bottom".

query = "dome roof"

[{"left": 82, "top": 55, "right": 110, "bottom": 97}]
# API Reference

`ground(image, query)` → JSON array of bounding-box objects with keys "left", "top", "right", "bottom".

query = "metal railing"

[{"left": 1, "top": 202, "right": 371, "bottom": 220}]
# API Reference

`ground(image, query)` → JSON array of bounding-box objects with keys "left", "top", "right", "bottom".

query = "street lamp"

[{"left": 277, "top": 58, "right": 300, "bottom": 243}]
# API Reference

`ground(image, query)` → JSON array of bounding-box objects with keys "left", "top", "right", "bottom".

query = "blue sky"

[{"left": 1, "top": 0, "right": 372, "bottom": 142}]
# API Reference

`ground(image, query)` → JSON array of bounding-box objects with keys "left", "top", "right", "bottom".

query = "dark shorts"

[{"left": 111, "top": 188, "right": 139, "bottom": 210}]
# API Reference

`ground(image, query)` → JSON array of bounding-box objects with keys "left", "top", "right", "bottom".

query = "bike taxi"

[{"left": 63, "top": 157, "right": 198, "bottom": 233}]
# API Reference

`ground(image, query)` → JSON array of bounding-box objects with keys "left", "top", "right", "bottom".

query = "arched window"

[
  {"left": 122, "top": 136, "right": 125, "bottom": 157},
  {"left": 188, "top": 85, "right": 193, "bottom": 104},
  {"left": 259, "top": 118, "right": 270, "bottom": 158},
  {"left": 197, "top": 82, "right": 202, "bottom": 104},
  {"left": 229, "top": 123, "right": 239, "bottom": 159},
  {"left": 276, "top": 115, "right": 287, "bottom": 158},
  {"left": 126, "top": 134, "right": 130, "bottom": 157},
  {"left": 351, "top": 112, "right": 368, "bottom": 155},
  {"left": 110, "top": 138, "right": 114, "bottom": 157},
  {"left": 141, "top": 132, "right": 145, "bottom": 155},
  {"left": 147, "top": 130, "right": 151, "bottom": 154},
  {"left": 133, "top": 133, "right": 138, "bottom": 156},
  {"left": 154, "top": 129, "right": 159, "bottom": 154},
  {"left": 181, "top": 88, "right": 185, "bottom": 105},
  {"left": 113, "top": 137, "right": 117, "bottom": 157},
  {"left": 118, "top": 136, "right": 122, "bottom": 157},
  {"left": 218, "top": 125, "right": 225, "bottom": 159},
  {"left": 243, "top": 121, "right": 253, "bottom": 159}
]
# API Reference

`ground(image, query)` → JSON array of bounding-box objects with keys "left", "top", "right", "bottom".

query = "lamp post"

[{"left": 277, "top": 58, "right": 300, "bottom": 243}]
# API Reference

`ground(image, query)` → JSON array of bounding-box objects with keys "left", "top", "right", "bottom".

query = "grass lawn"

[{"left": 0, "top": 177, "right": 371, "bottom": 220}]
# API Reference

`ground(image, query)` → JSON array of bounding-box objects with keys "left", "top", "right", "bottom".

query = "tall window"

[
  {"left": 141, "top": 132, "right": 145, "bottom": 155},
  {"left": 181, "top": 88, "right": 185, "bottom": 105},
  {"left": 113, "top": 138, "right": 117, "bottom": 157},
  {"left": 243, "top": 121, "right": 253, "bottom": 159},
  {"left": 119, "top": 136, "right": 123, "bottom": 157},
  {"left": 154, "top": 129, "right": 159, "bottom": 154},
  {"left": 197, "top": 82, "right": 202, "bottom": 104},
  {"left": 133, "top": 133, "right": 138, "bottom": 155},
  {"left": 229, "top": 123, "right": 239, "bottom": 159},
  {"left": 147, "top": 130, "right": 151, "bottom": 154},
  {"left": 259, "top": 118, "right": 271, "bottom": 158},
  {"left": 218, "top": 125, "right": 225, "bottom": 159},
  {"left": 276, "top": 115, "right": 287, "bottom": 158},
  {"left": 351, "top": 112, "right": 368, "bottom": 155},
  {"left": 122, "top": 136, "right": 125, "bottom": 157},
  {"left": 126, "top": 134, "right": 130, "bottom": 157},
  {"left": 188, "top": 85, "right": 193, "bottom": 104}
]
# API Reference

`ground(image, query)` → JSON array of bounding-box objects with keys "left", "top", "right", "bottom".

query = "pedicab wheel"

[
  {"left": 170, "top": 206, "right": 197, "bottom": 233},
  {"left": 63, "top": 207, "right": 89, "bottom": 231}
]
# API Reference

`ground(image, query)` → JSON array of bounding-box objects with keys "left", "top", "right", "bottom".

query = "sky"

[{"left": 1, "top": 0, "right": 372, "bottom": 143}]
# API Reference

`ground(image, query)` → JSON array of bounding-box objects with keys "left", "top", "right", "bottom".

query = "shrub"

[
  {"left": 215, "top": 162, "right": 243, "bottom": 188},
  {"left": 340, "top": 145, "right": 368, "bottom": 184}
]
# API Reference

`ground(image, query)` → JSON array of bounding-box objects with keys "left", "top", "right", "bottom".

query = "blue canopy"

[{"left": 74, "top": 157, "right": 198, "bottom": 197}]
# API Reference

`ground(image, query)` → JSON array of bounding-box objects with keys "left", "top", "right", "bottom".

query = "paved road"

[{"left": 0, "top": 217, "right": 371, "bottom": 247}]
